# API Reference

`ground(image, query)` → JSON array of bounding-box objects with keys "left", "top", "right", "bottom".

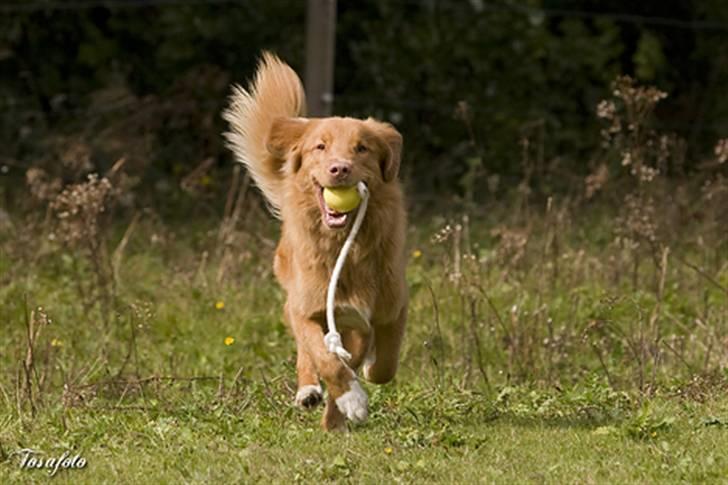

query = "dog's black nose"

[{"left": 328, "top": 163, "right": 351, "bottom": 178}]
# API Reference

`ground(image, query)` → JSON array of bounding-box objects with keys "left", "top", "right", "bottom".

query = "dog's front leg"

[
  {"left": 294, "top": 347, "right": 323, "bottom": 410},
  {"left": 290, "top": 314, "right": 369, "bottom": 431},
  {"left": 286, "top": 303, "right": 324, "bottom": 410}
]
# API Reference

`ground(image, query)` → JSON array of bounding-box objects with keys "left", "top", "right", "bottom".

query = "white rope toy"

[{"left": 324, "top": 181, "right": 369, "bottom": 361}]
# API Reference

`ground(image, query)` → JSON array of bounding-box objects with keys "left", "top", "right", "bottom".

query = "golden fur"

[{"left": 223, "top": 52, "right": 407, "bottom": 430}]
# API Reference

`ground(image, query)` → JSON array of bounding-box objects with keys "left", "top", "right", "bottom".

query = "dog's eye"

[
  {"left": 355, "top": 144, "right": 368, "bottom": 154},
  {"left": 315, "top": 143, "right": 326, "bottom": 151}
]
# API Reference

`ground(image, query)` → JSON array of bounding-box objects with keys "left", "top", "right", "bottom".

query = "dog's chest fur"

[{"left": 274, "top": 202, "right": 405, "bottom": 326}]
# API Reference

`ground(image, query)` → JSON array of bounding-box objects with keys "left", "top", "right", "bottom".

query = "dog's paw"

[
  {"left": 335, "top": 379, "right": 368, "bottom": 423},
  {"left": 295, "top": 384, "right": 323, "bottom": 410}
]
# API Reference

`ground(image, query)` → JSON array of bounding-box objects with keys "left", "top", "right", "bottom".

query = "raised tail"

[{"left": 223, "top": 52, "right": 306, "bottom": 218}]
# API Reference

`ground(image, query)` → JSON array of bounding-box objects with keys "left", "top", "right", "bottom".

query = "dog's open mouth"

[{"left": 315, "top": 183, "right": 352, "bottom": 229}]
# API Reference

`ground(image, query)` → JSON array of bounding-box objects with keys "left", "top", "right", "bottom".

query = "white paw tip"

[
  {"left": 295, "top": 384, "right": 323, "bottom": 409},
  {"left": 335, "top": 379, "right": 369, "bottom": 423}
]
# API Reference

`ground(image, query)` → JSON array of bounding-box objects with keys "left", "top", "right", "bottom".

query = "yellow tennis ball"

[{"left": 323, "top": 186, "right": 362, "bottom": 213}]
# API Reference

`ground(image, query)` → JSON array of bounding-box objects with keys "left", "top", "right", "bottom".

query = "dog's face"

[{"left": 267, "top": 117, "right": 402, "bottom": 229}]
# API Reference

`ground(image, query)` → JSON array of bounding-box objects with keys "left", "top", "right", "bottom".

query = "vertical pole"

[{"left": 305, "top": 0, "right": 337, "bottom": 117}]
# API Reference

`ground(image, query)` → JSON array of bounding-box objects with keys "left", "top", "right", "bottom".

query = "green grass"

[
  {"left": 3, "top": 380, "right": 728, "bottom": 483},
  {"left": 1, "top": 208, "right": 727, "bottom": 483}
]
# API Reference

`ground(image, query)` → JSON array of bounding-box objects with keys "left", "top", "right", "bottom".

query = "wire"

[
  {"left": 2, "top": 0, "right": 728, "bottom": 32},
  {"left": 377, "top": 0, "right": 728, "bottom": 32},
  {"left": 497, "top": 1, "right": 728, "bottom": 32},
  {"left": 324, "top": 182, "right": 370, "bottom": 363},
  {"left": 0, "top": 0, "right": 248, "bottom": 13}
]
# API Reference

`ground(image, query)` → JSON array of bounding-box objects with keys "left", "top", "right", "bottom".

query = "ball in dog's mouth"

[{"left": 315, "top": 184, "right": 353, "bottom": 229}]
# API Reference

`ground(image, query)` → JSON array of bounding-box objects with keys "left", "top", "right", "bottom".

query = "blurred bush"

[{"left": 0, "top": 0, "right": 726, "bottom": 209}]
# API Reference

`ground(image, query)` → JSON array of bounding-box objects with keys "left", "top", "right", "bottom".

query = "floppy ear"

[
  {"left": 266, "top": 117, "right": 309, "bottom": 172},
  {"left": 366, "top": 119, "right": 403, "bottom": 182}
]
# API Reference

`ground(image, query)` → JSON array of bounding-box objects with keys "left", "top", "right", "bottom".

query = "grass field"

[
  {"left": 1, "top": 184, "right": 727, "bottom": 483},
  {"left": 1, "top": 81, "right": 727, "bottom": 482}
]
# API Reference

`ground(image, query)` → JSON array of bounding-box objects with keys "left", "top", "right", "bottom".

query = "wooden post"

[{"left": 305, "top": 0, "right": 337, "bottom": 117}]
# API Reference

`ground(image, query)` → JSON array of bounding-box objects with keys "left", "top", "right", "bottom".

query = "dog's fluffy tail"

[{"left": 223, "top": 52, "right": 306, "bottom": 218}]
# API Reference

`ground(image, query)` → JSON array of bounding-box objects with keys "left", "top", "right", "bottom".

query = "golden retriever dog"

[{"left": 223, "top": 53, "right": 407, "bottom": 431}]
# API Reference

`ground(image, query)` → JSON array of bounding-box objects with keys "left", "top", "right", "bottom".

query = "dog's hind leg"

[
  {"left": 364, "top": 306, "right": 407, "bottom": 384},
  {"left": 341, "top": 328, "right": 372, "bottom": 372}
]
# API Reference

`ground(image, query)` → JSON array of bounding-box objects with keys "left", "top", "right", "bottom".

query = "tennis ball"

[{"left": 323, "top": 186, "right": 362, "bottom": 213}]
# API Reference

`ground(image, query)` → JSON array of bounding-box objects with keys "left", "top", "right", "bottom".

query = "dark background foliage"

[{"left": 1, "top": 0, "right": 726, "bottom": 208}]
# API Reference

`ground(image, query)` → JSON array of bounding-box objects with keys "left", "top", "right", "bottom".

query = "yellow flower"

[
  {"left": 50, "top": 338, "right": 63, "bottom": 348},
  {"left": 215, "top": 300, "right": 225, "bottom": 310},
  {"left": 384, "top": 447, "right": 393, "bottom": 455},
  {"left": 412, "top": 249, "right": 422, "bottom": 259},
  {"left": 224, "top": 336, "right": 235, "bottom": 346}
]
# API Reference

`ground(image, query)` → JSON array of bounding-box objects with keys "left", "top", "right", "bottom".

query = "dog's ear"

[
  {"left": 366, "top": 119, "right": 403, "bottom": 182},
  {"left": 267, "top": 117, "right": 309, "bottom": 172}
]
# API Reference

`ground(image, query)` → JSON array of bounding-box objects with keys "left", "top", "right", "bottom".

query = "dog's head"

[{"left": 267, "top": 116, "right": 402, "bottom": 229}]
